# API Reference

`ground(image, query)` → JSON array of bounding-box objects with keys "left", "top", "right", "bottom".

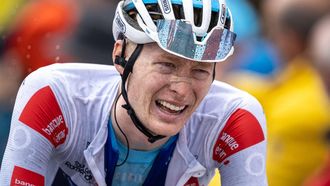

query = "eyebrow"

[
  {"left": 159, "top": 53, "right": 181, "bottom": 62},
  {"left": 159, "top": 53, "right": 213, "bottom": 68}
]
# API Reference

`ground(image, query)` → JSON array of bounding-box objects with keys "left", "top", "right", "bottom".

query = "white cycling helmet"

[{"left": 113, "top": 0, "right": 236, "bottom": 62}]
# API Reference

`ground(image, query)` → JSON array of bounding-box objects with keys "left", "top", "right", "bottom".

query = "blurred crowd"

[{"left": 0, "top": 0, "right": 330, "bottom": 185}]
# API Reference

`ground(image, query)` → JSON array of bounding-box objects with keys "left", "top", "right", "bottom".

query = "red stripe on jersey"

[
  {"left": 11, "top": 166, "right": 44, "bottom": 186},
  {"left": 19, "top": 86, "right": 68, "bottom": 148},
  {"left": 184, "top": 177, "right": 199, "bottom": 186},
  {"left": 213, "top": 108, "right": 265, "bottom": 163}
]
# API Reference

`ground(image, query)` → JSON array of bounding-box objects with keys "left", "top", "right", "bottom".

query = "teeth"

[{"left": 158, "top": 100, "right": 185, "bottom": 112}]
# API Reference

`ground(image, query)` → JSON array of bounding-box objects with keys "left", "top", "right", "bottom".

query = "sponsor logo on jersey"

[
  {"left": 213, "top": 109, "right": 265, "bottom": 163},
  {"left": 245, "top": 152, "right": 265, "bottom": 176},
  {"left": 11, "top": 166, "right": 44, "bottom": 186},
  {"left": 65, "top": 161, "right": 94, "bottom": 183},
  {"left": 184, "top": 177, "right": 199, "bottom": 186},
  {"left": 11, "top": 126, "right": 31, "bottom": 149},
  {"left": 19, "top": 86, "right": 68, "bottom": 148},
  {"left": 160, "top": 0, "right": 171, "bottom": 14},
  {"left": 113, "top": 172, "right": 144, "bottom": 184}
]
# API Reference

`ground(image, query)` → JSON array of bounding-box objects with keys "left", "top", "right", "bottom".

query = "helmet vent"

[
  {"left": 146, "top": 4, "right": 164, "bottom": 20},
  {"left": 194, "top": 7, "right": 203, "bottom": 27},
  {"left": 123, "top": 9, "right": 144, "bottom": 31},
  {"left": 172, "top": 4, "right": 185, "bottom": 19},
  {"left": 208, "top": 11, "right": 219, "bottom": 32}
]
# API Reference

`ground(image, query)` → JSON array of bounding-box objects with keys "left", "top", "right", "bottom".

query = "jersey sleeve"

[
  {"left": 212, "top": 96, "right": 268, "bottom": 186},
  {"left": 0, "top": 67, "right": 70, "bottom": 185}
]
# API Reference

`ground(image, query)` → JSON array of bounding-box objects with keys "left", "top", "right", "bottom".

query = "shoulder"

[
  {"left": 22, "top": 63, "right": 120, "bottom": 97},
  {"left": 183, "top": 80, "right": 267, "bottom": 163},
  {"left": 189, "top": 80, "right": 266, "bottom": 138},
  {"left": 26, "top": 63, "right": 118, "bottom": 82},
  {"left": 16, "top": 63, "right": 120, "bottom": 148}
]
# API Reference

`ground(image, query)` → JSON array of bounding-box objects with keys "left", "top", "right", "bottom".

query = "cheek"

[
  {"left": 127, "top": 73, "right": 166, "bottom": 104},
  {"left": 194, "top": 82, "right": 212, "bottom": 102}
]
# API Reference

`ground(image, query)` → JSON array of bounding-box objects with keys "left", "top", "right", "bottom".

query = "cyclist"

[{"left": 0, "top": 0, "right": 267, "bottom": 185}]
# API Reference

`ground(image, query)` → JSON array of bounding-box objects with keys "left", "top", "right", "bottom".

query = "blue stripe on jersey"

[
  {"left": 105, "top": 118, "right": 178, "bottom": 186},
  {"left": 112, "top": 131, "right": 160, "bottom": 185}
]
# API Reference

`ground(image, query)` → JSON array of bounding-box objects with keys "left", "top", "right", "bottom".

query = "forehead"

[{"left": 141, "top": 43, "right": 213, "bottom": 67}]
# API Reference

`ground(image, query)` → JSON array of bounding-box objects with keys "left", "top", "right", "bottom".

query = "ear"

[{"left": 113, "top": 40, "right": 125, "bottom": 75}]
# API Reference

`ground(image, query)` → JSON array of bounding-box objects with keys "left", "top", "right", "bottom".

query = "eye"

[
  {"left": 156, "top": 62, "right": 176, "bottom": 74},
  {"left": 192, "top": 68, "right": 211, "bottom": 80}
]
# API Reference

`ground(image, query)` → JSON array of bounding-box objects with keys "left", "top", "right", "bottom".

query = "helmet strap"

[
  {"left": 212, "top": 63, "right": 216, "bottom": 81},
  {"left": 119, "top": 39, "right": 166, "bottom": 143}
]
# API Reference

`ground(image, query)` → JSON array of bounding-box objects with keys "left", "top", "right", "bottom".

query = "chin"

[{"left": 152, "top": 122, "right": 183, "bottom": 137}]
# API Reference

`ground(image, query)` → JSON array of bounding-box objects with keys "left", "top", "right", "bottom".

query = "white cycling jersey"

[{"left": 0, "top": 63, "right": 267, "bottom": 186}]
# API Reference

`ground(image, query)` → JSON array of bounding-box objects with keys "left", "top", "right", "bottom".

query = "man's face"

[{"left": 126, "top": 43, "right": 214, "bottom": 136}]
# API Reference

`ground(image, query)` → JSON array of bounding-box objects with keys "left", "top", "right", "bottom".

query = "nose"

[{"left": 169, "top": 76, "right": 193, "bottom": 100}]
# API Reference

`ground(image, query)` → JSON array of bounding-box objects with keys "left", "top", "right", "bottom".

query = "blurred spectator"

[
  {"left": 303, "top": 14, "right": 330, "bottom": 186},
  {"left": 309, "top": 14, "right": 330, "bottom": 96},
  {"left": 0, "top": 0, "right": 26, "bottom": 33},
  {"left": 215, "top": 0, "right": 281, "bottom": 82},
  {"left": 261, "top": 1, "right": 330, "bottom": 185},
  {"left": 262, "top": 1, "right": 329, "bottom": 185},
  {"left": 64, "top": 0, "right": 118, "bottom": 65},
  {"left": 4, "top": 0, "right": 118, "bottom": 75},
  {"left": 5, "top": 0, "right": 78, "bottom": 75}
]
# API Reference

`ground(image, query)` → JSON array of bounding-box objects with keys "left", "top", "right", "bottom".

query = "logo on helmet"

[
  {"left": 160, "top": 0, "right": 171, "bottom": 14},
  {"left": 115, "top": 12, "right": 126, "bottom": 33},
  {"left": 220, "top": 4, "right": 226, "bottom": 25}
]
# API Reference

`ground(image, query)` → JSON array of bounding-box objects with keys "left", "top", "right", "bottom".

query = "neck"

[{"left": 111, "top": 94, "right": 169, "bottom": 151}]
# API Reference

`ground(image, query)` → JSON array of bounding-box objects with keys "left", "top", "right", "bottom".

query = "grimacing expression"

[{"left": 126, "top": 43, "right": 214, "bottom": 136}]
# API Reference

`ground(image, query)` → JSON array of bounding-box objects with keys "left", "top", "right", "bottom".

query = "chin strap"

[{"left": 118, "top": 42, "right": 166, "bottom": 143}]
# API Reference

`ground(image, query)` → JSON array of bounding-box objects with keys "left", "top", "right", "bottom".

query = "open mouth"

[{"left": 156, "top": 100, "right": 187, "bottom": 114}]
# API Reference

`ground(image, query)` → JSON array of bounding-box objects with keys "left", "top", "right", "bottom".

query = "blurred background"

[{"left": 0, "top": 0, "right": 329, "bottom": 185}]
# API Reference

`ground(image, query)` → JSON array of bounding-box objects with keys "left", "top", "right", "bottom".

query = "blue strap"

[
  {"left": 105, "top": 120, "right": 119, "bottom": 185},
  {"left": 143, "top": 135, "right": 178, "bottom": 186},
  {"left": 105, "top": 119, "right": 178, "bottom": 185}
]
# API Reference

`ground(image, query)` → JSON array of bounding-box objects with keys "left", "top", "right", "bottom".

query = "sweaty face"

[{"left": 126, "top": 43, "right": 214, "bottom": 136}]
